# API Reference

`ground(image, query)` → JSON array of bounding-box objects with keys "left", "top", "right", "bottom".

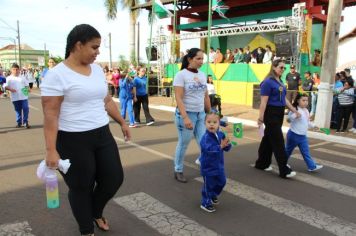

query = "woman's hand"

[
  {"left": 46, "top": 150, "right": 60, "bottom": 169},
  {"left": 183, "top": 116, "right": 193, "bottom": 129},
  {"left": 257, "top": 117, "right": 264, "bottom": 126},
  {"left": 121, "top": 123, "right": 131, "bottom": 142},
  {"left": 133, "top": 96, "right": 137, "bottom": 102}
]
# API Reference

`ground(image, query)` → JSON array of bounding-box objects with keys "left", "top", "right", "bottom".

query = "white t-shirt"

[
  {"left": 173, "top": 69, "right": 207, "bottom": 112},
  {"left": 5, "top": 75, "right": 29, "bottom": 102},
  {"left": 207, "top": 83, "right": 216, "bottom": 95},
  {"left": 288, "top": 107, "right": 314, "bottom": 135},
  {"left": 40, "top": 62, "right": 109, "bottom": 132}
]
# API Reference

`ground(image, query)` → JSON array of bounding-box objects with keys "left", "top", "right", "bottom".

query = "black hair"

[
  {"left": 65, "top": 24, "right": 101, "bottom": 59},
  {"left": 11, "top": 63, "right": 19, "bottom": 69},
  {"left": 207, "top": 74, "right": 213, "bottom": 84},
  {"left": 292, "top": 92, "right": 308, "bottom": 110},
  {"left": 345, "top": 77, "right": 354, "bottom": 87},
  {"left": 181, "top": 48, "right": 203, "bottom": 70},
  {"left": 344, "top": 68, "right": 351, "bottom": 73},
  {"left": 304, "top": 71, "right": 311, "bottom": 76}
]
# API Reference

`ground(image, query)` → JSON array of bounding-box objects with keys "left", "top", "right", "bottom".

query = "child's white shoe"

[
  {"left": 308, "top": 164, "right": 323, "bottom": 172},
  {"left": 195, "top": 158, "right": 201, "bottom": 165}
]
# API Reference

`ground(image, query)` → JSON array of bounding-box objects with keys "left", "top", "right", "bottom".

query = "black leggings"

[
  {"left": 255, "top": 106, "right": 291, "bottom": 177},
  {"left": 56, "top": 125, "right": 124, "bottom": 235},
  {"left": 336, "top": 105, "right": 353, "bottom": 131}
]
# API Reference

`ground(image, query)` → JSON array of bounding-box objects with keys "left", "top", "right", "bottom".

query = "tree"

[
  {"left": 118, "top": 54, "right": 129, "bottom": 71},
  {"left": 104, "top": 0, "right": 139, "bottom": 63}
]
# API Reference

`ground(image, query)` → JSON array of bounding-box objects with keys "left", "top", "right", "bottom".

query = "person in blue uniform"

[
  {"left": 199, "top": 111, "right": 232, "bottom": 213},
  {"left": 119, "top": 71, "right": 136, "bottom": 127},
  {"left": 255, "top": 59, "right": 300, "bottom": 178}
]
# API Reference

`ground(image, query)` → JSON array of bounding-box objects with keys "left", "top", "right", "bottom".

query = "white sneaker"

[
  {"left": 286, "top": 171, "right": 296, "bottom": 178},
  {"left": 308, "top": 164, "right": 323, "bottom": 172},
  {"left": 195, "top": 158, "right": 201, "bottom": 165},
  {"left": 349, "top": 128, "right": 356, "bottom": 132},
  {"left": 264, "top": 165, "right": 273, "bottom": 172},
  {"left": 146, "top": 121, "right": 155, "bottom": 126}
]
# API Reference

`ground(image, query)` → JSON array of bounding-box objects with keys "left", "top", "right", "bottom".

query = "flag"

[
  {"left": 212, "top": 0, "right": 229, "bottom": 19},
  {"left": 233, "top": 123, "right": 243, "bottom": 138},
  {"left": 320, "top": 128, "right": 330, "bottom": 135},
  {"left": 153, "top": 0, "right": 173, "bottom": 19}
]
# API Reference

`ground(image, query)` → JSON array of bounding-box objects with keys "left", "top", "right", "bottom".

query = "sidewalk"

[{"left": 147, "top": 96, "right": 356, "bottom": 146}]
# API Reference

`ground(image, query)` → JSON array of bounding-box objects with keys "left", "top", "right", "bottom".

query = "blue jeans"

[
  {"left": 119, "top": 97, "right": 135, "bottom": 125},
  {"left": 352, "top": 102, "right": 356, "bottom": 128},
  {"left": 285, "top": 130, "right": 316, "bottom": 170},
  {"left": 12, "top": 99, "right": 29, "bottom": 125},
  {"left": 174, "top": 109, "right": 206, "bottom": 172},
  {"left": 310, "top": 92, "right": 317, "bottom": 115}
]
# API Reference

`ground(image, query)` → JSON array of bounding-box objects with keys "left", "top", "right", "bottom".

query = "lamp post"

[{"left": 0, "top": 18, "right": 21, "bottom": 67}]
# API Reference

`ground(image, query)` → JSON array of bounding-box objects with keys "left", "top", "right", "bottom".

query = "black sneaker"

[
  {"left": 211, "top": 197, "right": 219, "bottom": 205},
  {"left": 25, "top": 123, "right": 31, "bottom": 129},
  {"left": 15, "top": 124, "right": 22, "bottom": 128},
  {"left": 200, "top": 205, "right": 216, "bottom": 213}
]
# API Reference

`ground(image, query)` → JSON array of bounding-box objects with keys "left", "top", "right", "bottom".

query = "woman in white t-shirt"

[
  {"left": 41, "top": 24, "right": 130, "bottom": 236},
  {"left": 173, "top": 48, "right": 211, "bottom": 183}
]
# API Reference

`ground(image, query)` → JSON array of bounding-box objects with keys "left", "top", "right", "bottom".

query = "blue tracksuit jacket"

[{"left": 200, "top": 130, "right": 232, "bottom": 176}]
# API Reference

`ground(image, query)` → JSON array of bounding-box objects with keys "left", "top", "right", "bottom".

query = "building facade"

[{"left": 0, "top": 44, "right": 49, "bottom": 69}]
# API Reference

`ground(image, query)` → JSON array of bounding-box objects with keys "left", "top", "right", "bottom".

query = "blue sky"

[{"left": 0, "top": 0, "right": 355, "bottom": 63}]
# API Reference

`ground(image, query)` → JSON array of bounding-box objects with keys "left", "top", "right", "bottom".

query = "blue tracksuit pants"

[
  {"left": 201, "top": 174, "right": 226, "bottom": 207},
  {"left": 12, "top": 99, "right": 29, "bottom": 125},
  {"left": 120, "top": 97, "right": 134, "bottom": 125},
  {"left": 285, "top": 130, "right": 317, "bottom": 170}
]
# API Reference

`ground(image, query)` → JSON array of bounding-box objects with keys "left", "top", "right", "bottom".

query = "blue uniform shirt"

[
  {"left": 133, "top": 76, "right": 147, "bottom": 96},
  {"left": 200, "top": 130, "right": 232, "bottom": 176},
  {"left": 260, "top": 77, "right": 286, "bottom": 106},
  {"left": 119, "top": 78, "right": 134, "bottom": 99}
]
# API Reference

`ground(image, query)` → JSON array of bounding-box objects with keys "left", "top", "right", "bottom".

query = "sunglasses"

[{"left": 279, "top": 66, "right": 286, "bottom": 70}]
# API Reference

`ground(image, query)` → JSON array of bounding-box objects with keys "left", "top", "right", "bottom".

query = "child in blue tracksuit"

[
  {"left": 200, "top": 112, "right": 232, "bottom": 213},
  {"left": 285, "top": 93, "right": 323, "bottom": 171},
  {"left": 119, "top": 72, "right": 136, "bottom": 127}
]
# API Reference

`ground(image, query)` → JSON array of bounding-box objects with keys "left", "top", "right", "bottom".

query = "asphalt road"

[{"left": 1, "top": 92, "right": 356, "bottom": 236}]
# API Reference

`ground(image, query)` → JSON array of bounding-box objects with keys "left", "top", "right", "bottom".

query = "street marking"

[
  {"left": 314, "top": 148, "right": 356, "bottom": 160},
  {"left": 196, "top": 177, "right": 356, "bottom": 236},
  {"left": 113, "top": 136, "right": 199, "bottom": 171},
  {"left": 309, "top": 141, "right": 331, "bottom": 148},
  {"left": 114, "top": 192, "right": 219, "bottom": 236},
  {"left": 270, "top": 164, "right": 356, "bottom": 199},
  {"left": 0, "top": 221, "right": 35, "bottom": 235},
  {"left": 333, "top": 144, "right": 356, "bottom": 151},
  {"left": 29, "top": 105, "right": 39, "bottom": 111},
  {"left": 292, "top": 154, "right": 356, "bottom": 175}
]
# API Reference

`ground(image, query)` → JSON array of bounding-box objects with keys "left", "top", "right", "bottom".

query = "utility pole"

[
  {"left": 314, "top": 0, "right": 343, "bottom": 129},
  {"left": 108, "top": 33, "right": 112, "bottom": 69},
  {"left": 137, "top": 22, "right": 140, "bottom": 64},
  {"left": 17, "top": 20, "right": 21, "bottom": 68}
]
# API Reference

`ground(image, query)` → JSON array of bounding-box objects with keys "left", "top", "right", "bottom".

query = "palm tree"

[{"left": 104, "top": 0, "right": 139, "bottom": 64}]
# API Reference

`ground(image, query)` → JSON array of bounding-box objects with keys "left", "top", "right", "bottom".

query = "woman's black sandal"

[{"left": 94, "top": 217, "right": 109, "bottom": 231}]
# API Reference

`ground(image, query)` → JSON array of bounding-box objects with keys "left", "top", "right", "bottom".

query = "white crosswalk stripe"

[
  {"left": 314, "top": 148, "right": 356, "bottom": 160},
  {"left": 196, "top": 177, "right": 356, "bottom": 236},
  {"left": 0, "top": 221, "right": 35, "bottom": 236},
  {"left": 270, "top": 164, "right": 356, "bottom": 198},
  {"left": 114, "top": 192, "right": 219, "bottom": 236},
  {"left": 333, "top": 144, "right": 356, "bottom": 151},
  {"left": 292, "top": 154, "right": 356, "bottom": 175}
]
